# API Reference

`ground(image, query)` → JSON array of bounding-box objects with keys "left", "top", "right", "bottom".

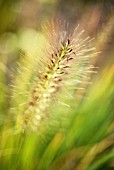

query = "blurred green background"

[
  {"left": 0, "top": 0, "right": 114, "bottom": 170},
  {"left": 0, "top": 0, "right": 114, "bottom": 120}
]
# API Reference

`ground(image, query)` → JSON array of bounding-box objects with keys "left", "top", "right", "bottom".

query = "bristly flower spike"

[{"left": 16, "top": 21, "right": 96, "bottom": 133}]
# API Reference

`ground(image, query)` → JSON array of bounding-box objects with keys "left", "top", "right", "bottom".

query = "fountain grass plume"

[{"left": 15, "top": 21, "right": 97, "bottom": 133}]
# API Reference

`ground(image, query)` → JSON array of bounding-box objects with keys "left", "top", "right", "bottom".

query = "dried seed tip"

[
  {"left": 58, "top": 71, "right": 64, "bottom": 74},
  {"left": 50, "top": 85, "right": 56, "bottom": 88},
  {"left": 55, "top": 53, "right": 58, "bottom": 57},
  {"left": 61, "top": 42, "right": 64, "bottom": 46},
  {"left": 69, "top": 49, "right": 73, "bottom": 53},
  {"left": 54, "top": 78, "right": 62, "bottom": 82},
  {"left": 29, "top": 101, "right": 35, "bottom": 106},
  {"left": 32, "top": 89, "right": 37, "bottom": 93},
  {"left": 51, "top": 59, "right": 55, "bottom": 65},
  {"left": 44, "top": 74, "right": 48, "bottom": 79},
  {"left": 67, "top": 57, "right": 73, "bottom": 61},
  {"left": 62, "top": 66, "right": 70, "bottom": 69},
  {"left": 47, "top": 64, "right": 52, "bottom": 70},
  {"left": 68, "top": 39, "right": 70, "bottom": 45},
  {"left": 34, "top": 96, "right": 39, "bottom": 101}
]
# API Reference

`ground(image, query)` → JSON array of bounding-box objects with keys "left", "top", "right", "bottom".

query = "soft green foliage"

[
  {"left": 0, "top": 64, "right": 114, "bottom": 170},
  {"left": 0, "top": 0, "right": 114, "bottom": 169},
  {"left": 0, "top": 17, "right": 114, "bottom": 170}
]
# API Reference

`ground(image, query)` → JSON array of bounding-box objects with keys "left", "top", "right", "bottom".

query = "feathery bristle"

[{"left": 15, "top": 22, "right": 97, "bottom": 133}]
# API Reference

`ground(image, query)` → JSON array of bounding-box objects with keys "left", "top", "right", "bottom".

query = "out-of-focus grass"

[
  {"left": 0, "top": 1, "right": 114, "bottom": 170},
  {"left": 0, "top": 65, "right": 113, "bottom": 170}
]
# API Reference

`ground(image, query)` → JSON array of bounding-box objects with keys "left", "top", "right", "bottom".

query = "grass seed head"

[{"left": 16, "top": 21, "right": 96, "bottom": 133}]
